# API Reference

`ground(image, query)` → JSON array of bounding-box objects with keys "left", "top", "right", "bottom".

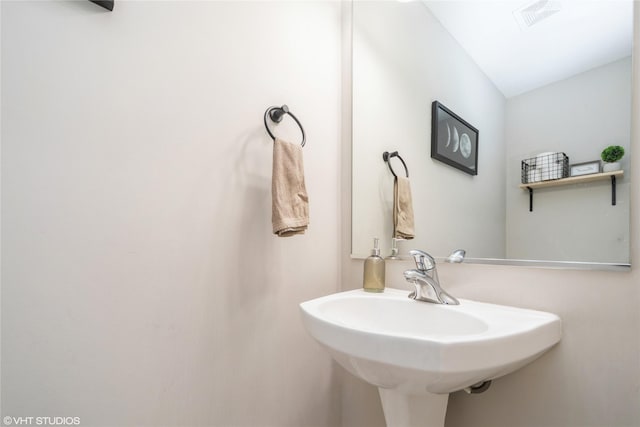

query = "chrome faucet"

[{"left": 404, "top": 249, "right": 460, "bottom": 305}]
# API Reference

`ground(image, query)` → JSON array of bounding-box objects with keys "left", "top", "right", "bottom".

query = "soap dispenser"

[
  {"left": 363, "top": 237, "right": 385, "bottom": 292},
  {"left": 386, "top": 238, "right": 400, "bottom": 260}
]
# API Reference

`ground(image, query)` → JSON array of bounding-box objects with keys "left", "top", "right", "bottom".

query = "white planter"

[{"left": 602, "top": 161, "right": 621, "bottom": 172}]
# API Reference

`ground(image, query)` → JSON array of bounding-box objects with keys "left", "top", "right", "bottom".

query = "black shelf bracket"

[{"left": 526, "top": 175, "right": 618, "bottom": 212}]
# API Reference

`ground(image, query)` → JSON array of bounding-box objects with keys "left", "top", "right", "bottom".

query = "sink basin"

[{"left": 300, "top": 288, "right": 562, "bottom": 427}]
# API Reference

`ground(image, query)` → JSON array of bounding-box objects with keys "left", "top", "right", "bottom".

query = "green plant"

[{"left": 601, "top": 145, "right": 625, "bottom": 163}]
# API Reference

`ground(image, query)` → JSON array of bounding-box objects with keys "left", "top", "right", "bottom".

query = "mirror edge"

[{"left": 350, "top": 254, "right": 631, "bottom": 271}]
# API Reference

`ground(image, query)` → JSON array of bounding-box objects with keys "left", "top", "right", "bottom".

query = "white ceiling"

[{"left": 422, "top": 0, "right": 633, "bottom": 98}]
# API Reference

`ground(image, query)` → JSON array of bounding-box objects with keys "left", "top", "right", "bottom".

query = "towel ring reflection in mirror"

[
  {"left": 383, "top": 151, "right": 409, "bottom": 178},
  {"left": 264, "top": 105, "right": 306, "bottom": 147}
]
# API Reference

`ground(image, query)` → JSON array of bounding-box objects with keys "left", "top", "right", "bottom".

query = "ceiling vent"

[{"left": 513, "top": 0, "right": 562, "bottom": 30}]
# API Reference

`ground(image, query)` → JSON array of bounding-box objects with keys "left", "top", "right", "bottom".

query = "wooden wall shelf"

[{"left": 519, "top": 170, "right": 623, "bottom": 212}]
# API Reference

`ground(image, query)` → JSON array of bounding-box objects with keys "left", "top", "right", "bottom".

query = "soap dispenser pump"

[{"left": 363, "top": 237, "right": 385, "bottom": 292}]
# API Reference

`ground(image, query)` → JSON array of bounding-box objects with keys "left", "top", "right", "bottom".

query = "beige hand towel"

[
  {"left": 272, "top": 138, "right": 309, "bottom": 237},
  {"left": 393, "top": 176, "right": 415, "bottom": 239}
]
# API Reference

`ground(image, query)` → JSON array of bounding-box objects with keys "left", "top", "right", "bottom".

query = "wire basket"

[{"left": 521, "top": 152, "right": 569, "bottom": 184}]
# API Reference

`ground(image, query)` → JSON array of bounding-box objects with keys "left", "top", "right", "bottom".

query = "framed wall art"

[
  {"left": 570, "top": 160, "right": 600, "bottom": 177},
  {"left": 431, "top": 101, "right": 479, "bottom": 176},
  {"left": 90, "top": 0, "right": 114, "bottom": 11}
]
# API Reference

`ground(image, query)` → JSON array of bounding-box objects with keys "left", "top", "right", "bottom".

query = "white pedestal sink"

[{"left": 300, "top": 288, "right": 562, "bottom": 427}]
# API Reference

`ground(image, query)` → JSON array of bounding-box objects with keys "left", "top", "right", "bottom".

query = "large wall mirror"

[{"left": 352, "top": 0, "right": 633, "bottom": 269}]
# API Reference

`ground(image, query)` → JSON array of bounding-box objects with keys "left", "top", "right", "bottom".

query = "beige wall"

[
  {"left": 340, "top": 3, "right": 640, "bottom": 427},
  {"left": 1, "top": 1, "right": 342, "bottom": 426}
]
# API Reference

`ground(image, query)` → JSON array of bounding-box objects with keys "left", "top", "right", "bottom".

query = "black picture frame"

[
  {"left": 90, "top": 0, "right": 114, "bottom": 11},
  {"left": 431, "top": 101, "right": 479, "bottom": 176}
]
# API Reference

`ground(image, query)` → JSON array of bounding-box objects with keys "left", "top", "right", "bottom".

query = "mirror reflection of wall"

[
  {"left": 351, "top": 0, "right": 632, "bottom": 266},
  {"left": 506, "top": 58, "right": 631, "bottom": 263}
]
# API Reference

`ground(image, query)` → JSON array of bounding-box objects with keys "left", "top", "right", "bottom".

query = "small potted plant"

[{"left": 601, "top": 145, "right": 625, "bottom": 172}]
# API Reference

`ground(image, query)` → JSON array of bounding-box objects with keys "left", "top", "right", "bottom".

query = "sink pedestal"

[{"left": 378, "top": 388, "right": 449, "bottom": 427}]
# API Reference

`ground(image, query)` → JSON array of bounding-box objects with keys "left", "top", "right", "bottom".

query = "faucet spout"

[
  {"left": 404, "top": 249, "right": 460, "bottom": 305},
  {"left": 404, "top": 270, "right": 459, "bottom": 305}
]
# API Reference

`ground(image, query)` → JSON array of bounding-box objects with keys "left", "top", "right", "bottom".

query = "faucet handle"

[{"left": 409, "top": 249, "right": 436, "bottom": 272}]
